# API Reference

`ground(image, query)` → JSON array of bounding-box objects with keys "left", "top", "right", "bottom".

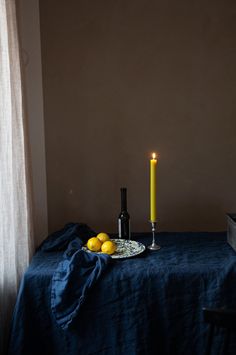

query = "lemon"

[
  {"left": 87, "top": 237, "right": 102, "bottom": 252},
  {"left": 101, "top": 240, "right": 117, "bottom": 255},
  {"left": 97, "top": 232, "right": 110, "bottom": 243}
]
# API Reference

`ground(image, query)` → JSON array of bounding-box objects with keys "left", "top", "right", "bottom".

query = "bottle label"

[
  {"left": 118, "top": 218, "right": 122, "bottom": 239},
  {"left": 118, "top": 218, "right": 131, "bottom": 240}
]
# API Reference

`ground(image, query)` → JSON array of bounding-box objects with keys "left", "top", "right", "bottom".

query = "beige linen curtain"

[{"left": 0, "top": 0, "right": 34, "bottom": 353}]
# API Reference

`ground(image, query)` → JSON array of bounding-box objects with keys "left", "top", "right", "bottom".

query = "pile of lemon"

[{"left": 87, "top": 233, "right": 117, "bottom": 255}]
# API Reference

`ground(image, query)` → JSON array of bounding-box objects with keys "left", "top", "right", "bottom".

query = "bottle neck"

[{"left": 120, "top": 188, "right": 127, "bottom": 212}]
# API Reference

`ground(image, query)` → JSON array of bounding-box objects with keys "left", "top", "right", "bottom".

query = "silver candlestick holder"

[{"left": 148, "top": 221, "right": 161, "bottom": 250}]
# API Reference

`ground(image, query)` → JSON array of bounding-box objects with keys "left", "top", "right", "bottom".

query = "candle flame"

[{"left": 152, "top": 152, "right": 156, "bottom": 159}]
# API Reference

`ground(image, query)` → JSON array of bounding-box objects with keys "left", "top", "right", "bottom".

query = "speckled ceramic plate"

[{"left": 83, "top": 239, "right": 146, "bottom": 259}]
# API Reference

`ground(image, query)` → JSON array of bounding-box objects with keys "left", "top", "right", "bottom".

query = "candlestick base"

[{"left": 148, "top": 221, "right": 161, "bottom": 251}]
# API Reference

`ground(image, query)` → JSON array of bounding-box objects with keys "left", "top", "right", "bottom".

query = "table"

[{"left": 8, "top": 232, "right": 236, "bottom": 355}]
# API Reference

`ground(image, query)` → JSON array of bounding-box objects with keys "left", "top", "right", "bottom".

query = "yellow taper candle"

[{"left": 150, "top": 153, "right": 157, "bottom": 222}]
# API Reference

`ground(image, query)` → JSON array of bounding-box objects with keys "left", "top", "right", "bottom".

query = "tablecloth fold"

[
  {"left": 39, "top": 222, "right": 95, "bottom": 252},
  {"left": 51, "top": 238, "right": 111, "bottom": 329}
]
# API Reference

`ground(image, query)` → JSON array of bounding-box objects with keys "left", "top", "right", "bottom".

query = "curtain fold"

[{"left": 0, "top": 0, "right": 34, "bottom": 353}]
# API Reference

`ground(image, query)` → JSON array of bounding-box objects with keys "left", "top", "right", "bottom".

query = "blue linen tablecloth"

[{"left": 8, "top": 230, "right": 236, "bottom": 355}]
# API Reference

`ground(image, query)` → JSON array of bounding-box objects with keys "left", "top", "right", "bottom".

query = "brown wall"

[{"left": 39, "top": 0, "right": 236, "bottom": 234}]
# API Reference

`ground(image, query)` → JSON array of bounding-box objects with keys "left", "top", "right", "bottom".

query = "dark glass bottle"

[{"left": 118, "top": 187, "right": 130, "bottom": 239}]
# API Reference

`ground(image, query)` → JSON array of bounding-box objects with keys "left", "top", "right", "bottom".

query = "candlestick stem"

[{"left": 148, "top": 221, "right": 161, "bottom": 251}]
